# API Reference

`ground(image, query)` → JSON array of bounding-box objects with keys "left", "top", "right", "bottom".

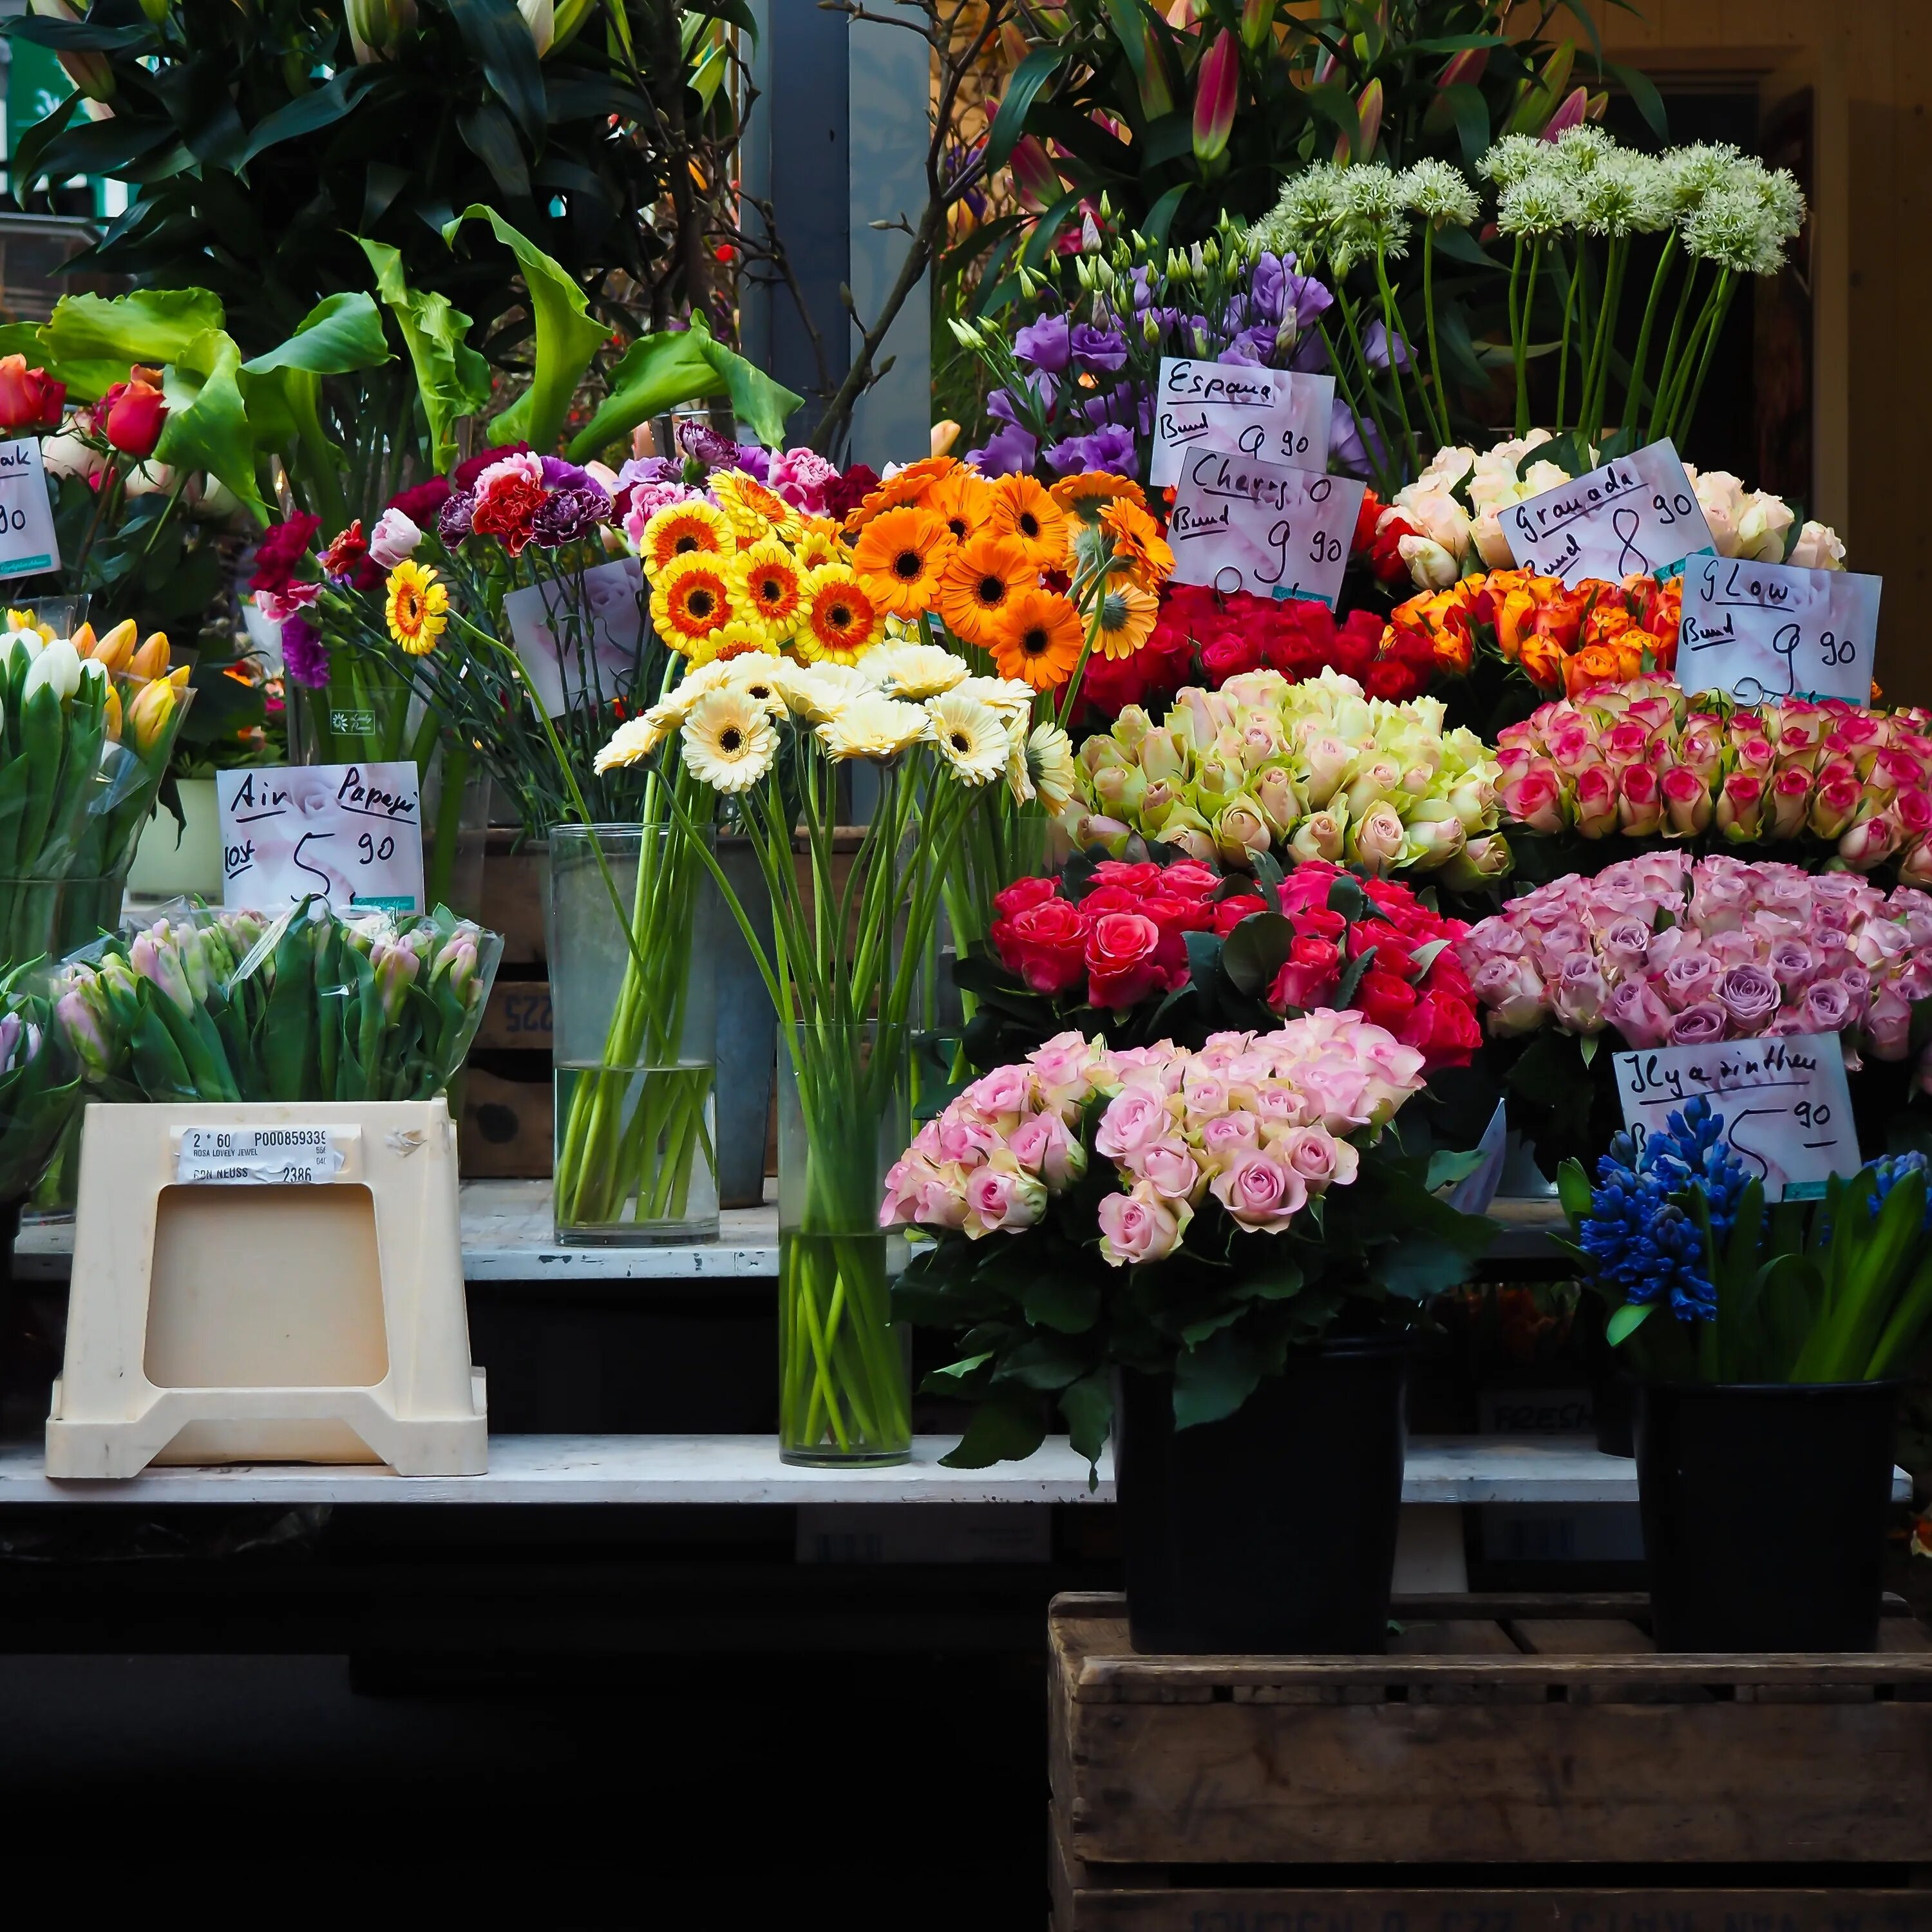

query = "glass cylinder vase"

[
  {"left": 777, "top": 1021, "right": 911, "bottom": 1466},
  {"left": 547, "top": 823, "right": 719, "bottom": 1246}
]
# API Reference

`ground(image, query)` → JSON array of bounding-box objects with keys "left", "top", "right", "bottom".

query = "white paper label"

[
  {"left": 1150, "top": 359, "right": 1333, "bottom": 486},
  {"left": 218, "top": 762, "right": 424, "bottom": 914},
  {"left": 1612, "top": 1031, "right": 1859, "bottom": 1201},
  {"left": 1678, "top": 554, "right": 1880, "bottom": 705},
  {"left": 1166, "top": 448, "right": 1365, "bottom": 609},
  {"left": 0, "top": 438, "right": 61, "bottom": 580},
  {"left": 1502, "top": 439, "right": 1716, "bottom": 585},
  {"left": 175, "top": 1126, "right": 346, "bottom": 1186},
  {"left": 503, "top": 558, "right": 647, "bottom": 718}
]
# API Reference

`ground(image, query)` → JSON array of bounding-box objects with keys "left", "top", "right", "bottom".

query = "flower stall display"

[
  {"left": 1070, "top": 667, "right": 1508, "bottom": 892},
  {"left": 1560, "top": 1101, "right": 1932, "bottom": 1649},
  {"left": 0, "top": 964, "right": 81, "bottom": 1247},
  {"left": 1459, "top": 850, "right": 1932, "bottom": 1172},
  {"left": 596, "top": 647, "right": 1054, "bottom": 1465},
  {"left": 887, "top": 1019, "right": 1493, "bottom": 1649},
  {"left": 1491, "top": 681, "right": 1932, "bottom": 882},
  {"left": 949, "top": 216, "right": 1335, "bottom": 483},
  {"left": 56, "top": 899, "right": 498, "bottom": 1106}
]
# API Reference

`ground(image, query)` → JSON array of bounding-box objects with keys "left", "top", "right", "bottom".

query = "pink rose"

[
  {"left": 1209, "top": 1150, "right": 1309, "bottom": 1231},
  {"left": 1800, "top": 978, "right": 1854, "bottom": 1035},
  {"left": 1574, "top": 761, "right": 1619, "bottom": 838},
  {"left": 1866, "top": 987, "right": 1913, "bottom": 1061},
  {"left": 1008, "top": 1112, "right": 1086, "bottom": 1189},
  {"left": 1279, "top": 1125, "right": 1358, "bottom": 1191},
  {"left": 1660, "top": 765, "right": 1713, "bottom": 838},
  {"left": 1618, "top": 764, "right": 1663, "bottom": 837},
  {"left": 964, "top": 1065, "right": 1032, "bottom": 1117},
  {"left": 1667, "top": 1001, "right": 1728, "bottom": 1046},
  {"left": 1097, "top": 1185, "right": 1188, "bottom": 1267},
  {"left": 936, "top": 1112, "right": 999, "bottom": 1167},
  {"left": 1501, "top": 761, "right": 1566, "bottom": 834},
  {"left": 964, "top": 1164, "right": 1046, "bottom": 1236},
  {"left": 1198, "top": 1112, "right": 1260, "bottom": 1165},
  {"left": 1471, "top": 954, "right": 1546, "bottom": 1036},
  {"left": 1095, "top": 1086, "right": 1170, "bottom": 1159},
  {"left": 1136, "top": 1137, "right": 1202, "bottom": 1201},
  {"left": 1604, "top": 977, "right": 1672, "bottom": 1049}
]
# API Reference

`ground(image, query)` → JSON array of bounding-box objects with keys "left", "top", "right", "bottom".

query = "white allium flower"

[
  {"left": 1399, "top": 158, "right": 1479, "bottom": 229},
  {"left": 1254, "top": 164, "right": 1348, "bottom": 262},
  {"left": 1333, "top": 164, "right": 1412, "bottom": 270},
  {"left": 1660, "top": 141, "right": 1743, "bottom": 215},
  {"left": 1574, "top": 150, "right": 1671, "bottom": 237},
  {"left": 1497, "top": 173, "right": 1577, "bottom": 238},
  {"left": 1476, "top": 133, "right": 1549, "bottom": 190},
  {"left": 1683, "top": 180, "right": 1785, "bottom": 274},
  {"left": 1551, "top": 123, "right": 1617, "bottom": 178}
]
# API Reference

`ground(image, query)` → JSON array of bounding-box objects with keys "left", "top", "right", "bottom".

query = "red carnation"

[
  {"left": 249, "top": 513, "right": 322, "bottom": 594},
  {"left": 389, "top": 477, "right": 453, "bottom": 526}
]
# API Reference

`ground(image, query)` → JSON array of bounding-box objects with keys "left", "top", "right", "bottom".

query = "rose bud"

[
  {"left": 1661, "top": 764, "right": 1713, "bottom": 838},
  {"left": 100, "top": 368, "right": 168, "bottom": 459},
  {"left": 1617, "top": 762, "right": 1663, "bottom": 836},
  {"left": 1715, "top": 770, "right": 1765, "bottom": 842},
  {"left": 1808, "top": 773, "right": 1863, "bottom": 840},
  {"left": 1768, "top": 766, "right": 1812, "bottom": 840},
  {"left": 1072, "top": 814, "right": 1133, "bottom": 858},
  {"left": 0, "top": 354, "right": 65, "bottom": 432},
  {"left": 1289, "top": 808, "right": 1347, "bottom": 864},
  {"left": 1837, "top": 814, "right": 1899, "bottom": 871},
  {"left": 1441, "top": 833, "right": 1511, "bottom": 889},
  {"left": 1573, "top": 761, "right": 1619, "bottom": 838},
  {"left": 1214, "top": 797, "right": 1271, "bottom": 867}
]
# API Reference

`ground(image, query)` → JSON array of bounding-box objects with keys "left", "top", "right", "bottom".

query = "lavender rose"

[
  {"left": 1667, "top": 1001, "right": 1730, "bottom": 1046},
  {"left": 1799, "top": 978, "right": 1855, "bottom": 1034},
  {"left": 1716, "top": 963, "right": 1782, "bottom": 1034}
]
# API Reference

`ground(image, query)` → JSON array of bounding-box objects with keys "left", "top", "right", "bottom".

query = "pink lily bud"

[
  {"left": 1191, "top": 30, "right": 1239, "bottom": 165},
  {"left": 1009, "top": 138, "right": 1063, "bottom": 215},
  {"left": 1240, "top": 0, "right": 1273, "bottom": 52},
  {"left": 1438, "top": 47, "right": 1487, "bottom": 90}
]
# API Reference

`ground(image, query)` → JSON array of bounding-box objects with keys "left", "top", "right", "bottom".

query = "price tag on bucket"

[
  {"left": 175, "top": 1126, "right": 347, "bottom": 1186},
  {"left": 0, "top": 438, "right": 61, "bottom": 580},
  {"left": 1150, "top": 359, "right": 1334, "bottom": 486},
  {"left": 218, "top": 762, "right": 425, "bottom": 915},
  {"left": 1611, "top": 1032, "right": 1859, "bottom": 1201},
  {"left": 1678, "top": 554, "right": 1880, "bottom": 704},
  {"left": 1166, "top": 448, "right": 1365, "bottom": 608},
  {"left": 1502, "top": 439, "right": 1715, "bottom": 585}
]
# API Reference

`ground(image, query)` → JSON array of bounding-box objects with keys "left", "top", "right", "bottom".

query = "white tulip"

[{"left": 23, "top": 636, "right": 81, "bottom": 703}]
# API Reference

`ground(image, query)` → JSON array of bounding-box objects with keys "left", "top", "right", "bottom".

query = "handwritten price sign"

[
  {"left": 1502, "top": 438, "right": 1716, "bottom": 585},
  {"left": 0, "top": 439, "right": 61, "bottom": 581},
  {"left": 1679, "top": 555, "right": 1880, "bottom": 705},
  {"left": 1167, "top": 448, "right": 1366, "bottom": 608},
  {"left": 1612, "top": 1032, "right": 1859, "bottom": 1202},
  {"left": 1150, "top": 359, "right": 1333, "bottom": 486},
  {"left": 218, "top": 762, "right": 425, "bottom": 916}
]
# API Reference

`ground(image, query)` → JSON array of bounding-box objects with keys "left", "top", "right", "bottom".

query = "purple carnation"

[
  {"left": 281, "top": 613, "right": 330, "bottom": 690},
  {"left": 677, "top": 421, "right": 737, "bottom": 470},
  {"left": 438, "top": 489, "right": 476, "bottom": 545},
  {"left": 532, "top": 484, "right": 613, "bottom": 547}
]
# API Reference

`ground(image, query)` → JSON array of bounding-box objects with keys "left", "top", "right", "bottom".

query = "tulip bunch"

[
  {"left": 55, "top": 899, "right": 500, "bottom": 1105},
  {"left": 0, "top": 963, "right": 80, "bottom": 1204},
  {"left": 1385, "top": 566, "right": 1681, "bottom": 704},
  {"left": 1493, "top": 677, "right": 1932, "bottom": 879},
  {"left": 888, "top": 1017, "right": 1494, "bottom": 1470},
  {"left": 1071, "top": 667, "right": 1508, "bottom": 888},
  {"left": 1458, "top": 850, "right": 1932, "bottom": 1070}
]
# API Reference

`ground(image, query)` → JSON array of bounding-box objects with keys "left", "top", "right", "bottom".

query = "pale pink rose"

[
  {"left": 1095, "top": 1086, "right": 1170, "bottom": 1159},
  {"left": 1551, "top": 958, "right": 1607, "bottom": 1033},
  {"left": 1198, "top": 1111, "right": 1260, "bottom": 1166},
  {"left": 1007, "top": 1112, "right": 1084, "bottom": 1189},
  {"left": 1181, "top": 1068, "right": 1228, "bottom": 1117},
  {"left": 1604, "top": 977, "right": 1672, "bottom": 1048},
  {"left": 1097, "top": 1186, "right": 1188, "bottom": 1267},
  {"left": 964, "top": 1164, "right": 1046, "bottom": 1236},
  {"left": 1209, "top": 1150, "right": 1309, "bottom": 1231},
  {"left": 1471, "top": 955, "right": 1546, "bottom": 1036},
  {"left": 1278, "top": 1125, "right": 1358, "bottom": 1191},
  {"left": 1866, "top": 987, "right": 1913, "bottom": 1061},
  {"left": 964, "top": 1065, "right": 1032, "bottom": 1117},
  {"left": 1136, "top": 1137, "right": 1202, "bottom": 1202},
  {"left": 936, "top": 1112, "right": 999, "bottom": 1167}
]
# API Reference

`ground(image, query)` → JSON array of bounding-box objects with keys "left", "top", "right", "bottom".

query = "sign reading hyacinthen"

[
  {"left": 175, "top": 1126, "right": 347, "bottom": 1187},
  {"left": 1678, "top": 554, "right": 1880, "bottom": 705},
  {"left": 1168, "top": 447, "right": 1367, "bottom": 609},
  {"left": 1150, "top": 359, "right": 1334, "bottom": 486},
  {"left": 1612, "top": 1032, "right": 1859, "bottom": 1201},
  {"left": 0, "top": 438, "right": 61, "bottom": 580},
  {"left": 1502, "top": 438, "right": 1716, "bottom": 586},
  {"left": 504, "top": 558, "right": 648, "bottom": 717},
  {"left": 218, "top": 762, "right": 425, "bottom": 916}
]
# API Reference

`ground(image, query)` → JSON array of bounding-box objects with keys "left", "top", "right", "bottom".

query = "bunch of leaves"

[
  {"left": 895, "top": 1083, "right": 1495, "bottom": 1475},
  {"left": 0, "top": 963, "right": 82, "bottom": 1205}
]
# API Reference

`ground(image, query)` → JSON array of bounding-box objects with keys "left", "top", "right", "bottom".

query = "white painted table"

[{"left": 0, "top": 1432, "right": 1908, "bottom": 1506}]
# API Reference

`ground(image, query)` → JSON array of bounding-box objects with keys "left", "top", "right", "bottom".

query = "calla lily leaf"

[
  {"left": 356, "top": 236, "right": 493, "bottom": 477},
  {"left": 37, "top": 287, "right": 227, "bottom": 401}
]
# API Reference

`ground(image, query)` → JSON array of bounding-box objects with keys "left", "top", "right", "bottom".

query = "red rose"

[
  {"left": 1425, "top": 946, "right": 1475, "bottom": 1002},
  {"left": 1365, "top": 659, "right": 1425, "bottom": 702},
  {"left": 1143, "top": 893, "right": 1213, "bottom": 938},
  {"left": 1267, "top": 936, "right": 1343, "bottom": 1012},
  {"left": 1079, "top": 884, "right": 1145, "bottom": 920},
  {"left": 1202, "top": 631, "right": 1264, "bottom": 687},
  {"left": 1291, "top": 905, "right": 1347, "bottom": 942},
  {"left": 1352, "top": 488, "right": 1385, "bottom": 556},
  {"left": 1401, "top": 988, "right": 1483, "bottom": 1070},
  {"left": 1354, "top": 968, "right": 1419, "bottom": 1034},
  {"left": 1086, "top": 911, "right": 1169, "bottom": 1009},
  {"left": 1368, "top": 512, "right": 1417, "bottom": 585},
  {"left": 993, "top": 875, "right": 1059, "bottom": 920},
  {"left": 0, "top": 355, "right": 64, "bottom": 432},
  {"left": 1001, "top": 897, "right": 1089, "bottom": 996},
  {"left": 1276, "top": 862, "right": 1342, "bottom": 916},
  {"left": 1211, "top": 893, "right": 1269, "bottom": 937},
  {"left": 1089, "top": 860, "right": 1162, "bottom": 894},
  {"left": 1158, "top": 860, "right": 1221, "bottom": 902}
]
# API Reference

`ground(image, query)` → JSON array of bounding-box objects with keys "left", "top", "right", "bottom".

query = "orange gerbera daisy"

[
  {"left": 1050, "top": 471, "right": 1147, "bottom": 525},
  {"left": 851, "top": 506, "right": 956, "bottom": 619},
  {"left": 989, "top": 587, "right": 1085, "bottom": 692},
  {"left": 799, "top": 565, "right": 887, "bottom": 665},
  {"left": 795, "top": 515, "right": 846, "bottom": 570},
  {"left": 842, "top": 455, "right": 960, "bottom": 532},
  {"left": 988, "top": 474, "right": 1069, "bottom": 571},
  {"left": 924, "top": 467, "right": 996, "bottom": 546},
  {"left": 936, "top": 531, "right": 1037, "bottom": 647},
  {"left": 1101, "top": 498, "right": 1176, "bottom": 591},
  {"left": 1094, "top": 580, "right": 1159, "bottom": 660}
]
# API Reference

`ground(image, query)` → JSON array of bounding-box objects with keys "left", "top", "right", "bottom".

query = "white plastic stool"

[{"left": 46, "top": 1099, "right": 487, "bottom": 1478}]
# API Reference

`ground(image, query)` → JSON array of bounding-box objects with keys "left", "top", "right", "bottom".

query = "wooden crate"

[
  {"left": 473, "top": 978, "right": 553, "bottom": 1054},
  {"left": 456, "top": 1065, "right": 553, "bottom": 1179},
  {"left": 1050, "top": 1591, "right": 1932, "bottom": 1931}
]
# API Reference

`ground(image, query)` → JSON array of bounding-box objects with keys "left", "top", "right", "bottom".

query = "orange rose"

[
  {"left": 1492, "top": 586, "right": 1537, "bottom": 662},
  {"left": 1526, "top": 573, "right": 1568, "bottom": 605},
  {"left": 1622, "top": 626, "right": 1671, "bottom": 676},
  {"left": 1432, "top": 614, "right": 1475, "bottom": 674},
  {"left": 1564, "top": 642, "right": 1626, "bottom": 696},
  {"left": 1583, "top": 603, "right": 1634, "bottom": 649},
  {"left": 1519, "top": 632, "right": 1567, "bottom": 690},
  {"left": 1535, "top": 592, "right": 1586, "bottom": 654}
]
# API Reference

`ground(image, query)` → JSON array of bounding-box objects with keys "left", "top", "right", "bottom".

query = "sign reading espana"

[
  {"left": 1612, "top": 1032, "right": 1859, "bottom": 1201},
  {"left": 0, "top": 438, "right": 61, "bottom": 580},
  {"left": 1678, "top": 554, "right": 1881, "bottom": 705},
  {"left": 218, "top": 762, "right": 425, "bottom": 915},
  {"left": 1166, "top": 448, "right": 1366, "bottom": 608},
  {"left": 1149, "top": 359, "right": 1334, "bottom": 486},
  {"left": 1502, "top": 438, "right": 1715, "bottom": 585}
]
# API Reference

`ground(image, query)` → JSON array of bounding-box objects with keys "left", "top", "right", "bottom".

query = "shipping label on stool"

[
  {"left": 1611, "top": 1031, "right": 1858, "bottom": 1200},
  {"left": 175, "top": 1125, "right": 350, "bottom": 1185}
]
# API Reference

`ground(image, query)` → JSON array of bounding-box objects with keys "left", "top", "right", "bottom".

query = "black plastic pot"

[
  {"left": 1115, "top": 1336, "right": 1410, "bottom": 1654},
  {"left": 1636, "top": 1379, "right": 1899, "bottom": 1652}
]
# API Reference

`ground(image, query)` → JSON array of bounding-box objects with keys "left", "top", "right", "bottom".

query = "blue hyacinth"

[
  {"left": 1864, "top": 1151, "right": 1932, "bottom": 1229},
  {"left": 1578, "top": 1096, "right": 1746, "bottom": 1324}
]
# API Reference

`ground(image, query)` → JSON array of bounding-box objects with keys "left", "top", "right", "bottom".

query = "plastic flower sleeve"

[{"left": 0, "top": 961, "right": 82, "bottom": 1203}]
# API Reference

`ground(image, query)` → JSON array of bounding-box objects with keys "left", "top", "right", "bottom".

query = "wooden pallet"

[{"left": 1049, "top": 1591, "right": 1932, "bottom": 1931}]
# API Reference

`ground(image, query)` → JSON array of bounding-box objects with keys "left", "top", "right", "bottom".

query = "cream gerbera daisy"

[
  {"left": 816, "top": 693, "right": 929, "bottom": 762},
  {"left": 722, "top": 654, "right": 792, "bottom": 714},
  {"left": 595, "top": 715, "right": 663, "bottom": 773},
  {"left": 682, "top": 688, "right": 779, "bottom": 793},
  {"left": 861, "top": 641, "right": 969, "bottom": 700},
  {"left": 924, "top": 690, "right": 1009, "bottom": 787},
  {"left": 1027, "top": 722, "right": 1080, "bottom": 815},
  {"left": 952, "top": 674, "right": 1036, "bottom": 722},
  {"left": 1004, "top": 718, "right": 1036, "bottom": 806},
  {"left": 772, "top": 660, "right": 874, "bottom": 723}
]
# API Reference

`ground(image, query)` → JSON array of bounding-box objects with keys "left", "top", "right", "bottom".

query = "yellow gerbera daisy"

[
  {"left": 1094, "top": 580, "right": 1159, "bottom": 660},
  {"left": 712, "top": 469, "right": 802, "bottom": 545},
  {"left": 638, "top": 499, "right": 732, "bottom": 578},
  {"left": 688, "top": 618, "right": 781, "bottom": 670},
  {"left": 798, "top": 565, "right": 886, "bottom": 667},
  {"left": 385, "top": 561, "right": 448, "bottom": 655},
  {"left": 795, "top": 516, "right": 847, "bottom": 570},
  {"left": 736, "top": 537, "right": 808, "bottom": 640},
  {"left": 650, "top": 551, "right": 738, "bottom": 653}
]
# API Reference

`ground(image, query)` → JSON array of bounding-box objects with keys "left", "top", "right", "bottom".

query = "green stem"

[
  {"left": 1620, "top": 227, "right": 1678, "bottom": 445},
  {"left": 1506, "top": 233, "right": 1527, "bottom": 436}
]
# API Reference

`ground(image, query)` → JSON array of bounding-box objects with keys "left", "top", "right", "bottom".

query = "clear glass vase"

[
  {"left": 547, "top": 822, "right": 719, "bottom": 1246},
  {"left": 777, "top": 1020, "right": 911, "bottom": 1466}
]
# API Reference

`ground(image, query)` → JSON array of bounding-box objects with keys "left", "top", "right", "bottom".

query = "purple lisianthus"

[
  {"left": 438, "top": 489, "right": 477, "bottom": 545},
  {"left": 1218, "top": 325, "right": 1279, "bottom": 366},
  {"left": 968, "top": 422, "right": 1040, "bottom": 477},
  {"left": 1329, "top": 401, "right": 1384, "bottom": 480},
  {"left": 281, "top": 612, "right": 330, "bottom": 690},
  {"left": 1013, "top": 314, "right": 1071, "bottom": 375},
  {"left": 1068, "top": 322, "right": 1128, "bottom": 374},
  {"left": 532, "top": 483, "right": 613, "bottom": 547},
  {"left": 1364, "top": 319, "right": 1412, "bottom": 372},
  {"left": 1042, "top": 435, "right": 1090, "bottom": 477}
]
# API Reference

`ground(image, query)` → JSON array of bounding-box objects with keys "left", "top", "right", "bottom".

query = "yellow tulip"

[
  {"left": 126, "top": 676, "right": 178, "bottom": 755},
  {"left": 101, "top": 684, "right": 122, "bottom": 743},
  {"left": 127, "top": 631, "right": 171, "bottom": 680},
  {"left": 90, "top": 618, "right": 137, "bottom": 672},
  {"left": 70, "top": 621, "right": 95, "bottom": 655}
]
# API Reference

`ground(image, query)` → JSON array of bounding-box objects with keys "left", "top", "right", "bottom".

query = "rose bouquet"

[
  {"left": 56, "top": 899, "right": 498, "bottom": 1105},
  {"left": 886, "top": 1018, "right": 1494, "bottom": 1472},
  {"left": 1459, "top": 849, "right": 1932, "bottom": 1170},
  {"left": 1071, "top": 667, "right": 1509, "bottom": 891},
  {"left": 1493, "top": 679, "right": 1932, "bottom": 882}
]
